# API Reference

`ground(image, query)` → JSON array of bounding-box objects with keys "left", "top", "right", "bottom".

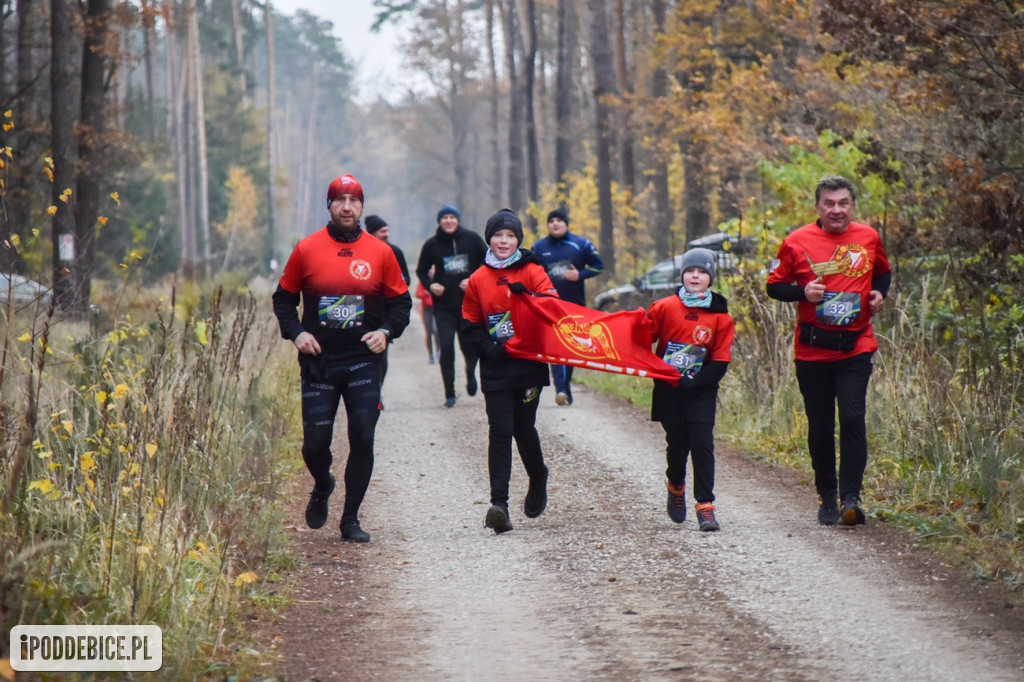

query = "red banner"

[{"left": 504, "top": 292, "right": 680, "bottom": 386}]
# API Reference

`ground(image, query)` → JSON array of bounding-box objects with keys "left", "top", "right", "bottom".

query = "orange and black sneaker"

[
  {"left": 695, "top": 502, "right": 720, "bottom": 532},
  {"left": 839, "top": 494, "right": 866, "bottom": 526},
  {"left": 666, "top": 481, "right": 687, "bottom": 524}
]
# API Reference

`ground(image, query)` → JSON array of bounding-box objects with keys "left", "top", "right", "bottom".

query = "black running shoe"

[
  {"left": 484, "top": 503, "right": 513, "bottom": 534},
  {"left": 444, "top": 396, "right": 457, "bottom": 408},
  {"left": 818, "top": 492, "right": 840, "bottom": 525},
  {"left": 466, "top": 375, "right": 478, "bottom": 397},
  {"left": 666, "top": 481, "right": 687, "bottom": 524},
  {"left": 305, "top": 475, "right": 335, "bottom": 529},
  {"left": 695, "top": 502, "right": 720, "bottom": 532},
  {"left": 523, "top": 468, "right": 548, "bottom": 518},
  {"left": 839, "top": 494, "right": 866, "bottom": 526},
  {"left": 340, "top": 517, "right": 371, "bottom": 542}
]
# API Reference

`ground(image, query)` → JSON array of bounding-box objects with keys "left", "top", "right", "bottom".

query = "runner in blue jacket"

[{"left": 532, "top": 208, "right": 604, "bottom": 405}]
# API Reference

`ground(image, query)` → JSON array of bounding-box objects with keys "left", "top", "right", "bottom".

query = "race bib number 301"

[
  {"left": 319, "top": 295, "right": 365, "bottom": 329},
  {"left": 816, "top": 291, "right": 860, "bottom": 326}
]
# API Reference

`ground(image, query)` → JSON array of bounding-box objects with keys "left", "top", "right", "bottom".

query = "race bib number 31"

[
  {"left": 816, "top": 291, "right": 860, "bottom": 326},
  {"left": 319, "top": 295, "right": 365, "bottom": 329},
  {"left": 663, "top": 341, "right": 706, "bottom": 378}
]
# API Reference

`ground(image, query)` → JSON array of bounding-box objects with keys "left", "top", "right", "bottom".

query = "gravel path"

[{"left": 256, "top": 316, "right": 1024, "bottom": 681}]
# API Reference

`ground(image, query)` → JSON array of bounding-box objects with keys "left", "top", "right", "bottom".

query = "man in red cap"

[{"left": 272, "top": 174, "right": 412, "bottom": 543}]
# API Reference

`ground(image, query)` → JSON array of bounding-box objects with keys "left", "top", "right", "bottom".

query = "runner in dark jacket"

[{"left": 415, "top": 204, "right": 487, "bottom": 407}]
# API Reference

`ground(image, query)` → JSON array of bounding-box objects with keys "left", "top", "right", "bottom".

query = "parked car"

[
  {"left": 1, "top": 272, "right": 52, "bottom": 307},
  {"left": 593, "top": 233, "right": 753, "bottom": 312}
]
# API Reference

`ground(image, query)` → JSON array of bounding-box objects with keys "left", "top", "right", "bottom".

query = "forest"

[{"left": 0, "top": 0, "right": 1022, "bottom": 676}]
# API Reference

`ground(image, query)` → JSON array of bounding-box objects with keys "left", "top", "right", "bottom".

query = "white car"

[{"left": 1, "top": 273, "right": 52, "bottom": 307}]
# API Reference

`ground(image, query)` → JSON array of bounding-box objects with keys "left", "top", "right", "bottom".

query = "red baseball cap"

[{"left": 327, "top": 174, "right": 364, "bottom": 205}]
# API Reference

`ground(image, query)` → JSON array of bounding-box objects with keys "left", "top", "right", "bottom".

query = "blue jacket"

[{"left": 532, "top": 231, "right": 604, "bottom": 305}]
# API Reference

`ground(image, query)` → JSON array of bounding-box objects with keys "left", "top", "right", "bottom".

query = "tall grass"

[{"left": 0, "top": 279, "right": 301, "bottom": 676}]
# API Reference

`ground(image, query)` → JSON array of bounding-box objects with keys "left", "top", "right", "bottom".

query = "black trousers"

[
  {"left": 434, "top": 306, "right": 478, "bottom": 399},
  {"left": 662, "top": 419, "right": 716, "bottom": 503},
  {"left": 795, "top": 353, "right": 874, "bottom": 500},
  {"left": 300, "top": 361, "right": 382, "bottom": 520},
  {"left": 483, "top": 388, "right": 547, "bottom": 506}
]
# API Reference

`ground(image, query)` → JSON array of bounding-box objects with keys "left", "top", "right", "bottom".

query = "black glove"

[{"left": 507, "top": 281, "right": 528, "bottom": 294}]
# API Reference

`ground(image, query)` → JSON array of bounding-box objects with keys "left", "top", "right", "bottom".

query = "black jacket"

[{"left": 415, "top": 225, "right": 488, "bottom": 311}]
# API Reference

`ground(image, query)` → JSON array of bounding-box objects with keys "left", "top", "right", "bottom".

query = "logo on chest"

[
  {"left": 350, "top": 260, "right": 372, "bottom": 280},
  {"left": 804, "top": 243, "right": 871, "bottom": 278},
  {"left": 692, "top": 325, "right": 713, "bottom": 346}
]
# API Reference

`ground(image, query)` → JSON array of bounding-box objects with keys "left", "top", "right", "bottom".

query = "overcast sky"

[{"left": 270, "top": 0, "right": 408, "bottom": 101}]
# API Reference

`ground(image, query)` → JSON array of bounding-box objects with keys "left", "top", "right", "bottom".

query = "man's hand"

[
  {"left": 561, "top": 264, "right": 580, "bottom": 282},
  {"left": 361, "top": 329, "right": 389, "bottom": 354},
  {"left": 459, "top": 278, "right": 470, "bottom": 291},
  {"left": 294, "top": 331, "right": 321, "bottom": 356},
  {"left": 429, "top": 282, "right": 445, "bottom": 296},
  {"left": 804, "top": 276, "right": 826, "bottom": 303},
  {"left": 868, "top": 289, "right": 885, "bottom": 313}
]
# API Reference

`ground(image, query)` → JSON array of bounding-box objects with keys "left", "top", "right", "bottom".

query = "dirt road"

[{"left": 257, "top": 316, "right": 1024, "bottom": 681}]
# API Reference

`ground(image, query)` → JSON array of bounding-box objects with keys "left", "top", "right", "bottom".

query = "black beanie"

[
  {"left": 364, "top": 215, "right": 387, "bottom": 235},
  {"left": 546, "top": 208, "right": 570, "bottom": 226},
  {"left": 484, "top": 208, "right": 524, "bottom": 245}
]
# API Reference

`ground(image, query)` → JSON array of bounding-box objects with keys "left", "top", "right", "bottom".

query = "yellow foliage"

[
  {"left": 234, "top": 572, "right": 258, "bottom": 587},
  {"left": 28, "top": 479, "right": 55, "bottom": 494},
  {"left": 45, "top": 206, "right": 57, "bottom": 216},
  {"left": 146, "top": 442, "right": 158, "bottom": 458}
]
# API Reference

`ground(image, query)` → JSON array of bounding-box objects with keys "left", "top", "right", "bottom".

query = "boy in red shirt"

[
  {"left": 647, "top": 248, "right": 735, "bottom": 531},
  {"left": 462, "top": 209, "right": 559, "bottom": 534}
]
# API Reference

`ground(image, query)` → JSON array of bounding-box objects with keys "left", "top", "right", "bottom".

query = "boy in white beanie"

[{"left": 646, "top": 248, "right": 735, "bottom": 531}]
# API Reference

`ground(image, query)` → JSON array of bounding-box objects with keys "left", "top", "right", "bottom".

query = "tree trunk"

[
  {"left": 229, "top": 0, "right": 246, "bottom": 99},
  {"left": 522, "top": 0, "right": 539, "bottom": 222},
  {"left": 170, "top": 1, "right": 194, "bottom": 276},
  {"left": 485, "top": 0, "right": 502, "bottom": 205},
  {"left": 49, "top": 0, "right": 77, "bottom": 310},
  {"left": 586, "top": 0, "right": 617, "bottom": 276},
  {"left": 500, "top": 0, "right": 525, "bottom": 210},
  {"left": 188, "top": 0, "right": 211, "bottom": 277},
  {"left": 650, "top": 0, "right": 673, "bottom": 259},
  {"left": 681, "top": 136, "right": 711, "bottom": 243},
  {"left": 140, "top": 0, "right": 157, "bottom": 140},
  {"left": 265, "top": 0, "right": 276, "bottom": 268},
  {"left": 553, "top": 0, "right": 575, "bottom": 184},
  {"left": 613, "top": 0, "right": 636, "bottom": 197},
  {"left": 74, "top": 0, "right": 113, "bottom": 315}
]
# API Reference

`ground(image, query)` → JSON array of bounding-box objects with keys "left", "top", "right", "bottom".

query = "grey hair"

[{"left": 815, "top": 175, "right": 857, "bottom": 204}]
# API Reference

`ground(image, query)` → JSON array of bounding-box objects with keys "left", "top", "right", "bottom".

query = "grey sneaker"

[
  {"left": 695, "top": 502, "right": 720, "bottom": 532},
  {"left": 484, "top": 503, "right": 513, "bottom": 534},
  {"left": 305, "top": 475, "right": 335, "bottom": 529}
]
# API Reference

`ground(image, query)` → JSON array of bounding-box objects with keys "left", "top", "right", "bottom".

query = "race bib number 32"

[
  {"left": 816, "top": 291, "right": 860, "bottom": 326},
  {"left": 319, "top": 295, "right": 365, "bottom": 329}
]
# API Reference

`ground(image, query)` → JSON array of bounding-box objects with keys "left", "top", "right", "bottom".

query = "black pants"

[
  {"left": 300, "top": 361, "right": 382, "bottom": 520},
  {"left": 483, "top": 388, "right": 547, "bottom": 506},
  {"left": 434, "top": 306, "right": 478, "bottom": 399},
  {"left": 795, "top": 353, "right": 874, "bottom": 500},
  {"left": 662, "top": 419, "right": 716, "bottom": 503}
]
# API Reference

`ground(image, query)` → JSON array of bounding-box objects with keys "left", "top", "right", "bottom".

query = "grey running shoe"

[
  {"left": 839, "top": 494, "right": 866, "bottom": 526},
  {"left": 444, "top": 396, "right": 457, "bottom": 408},
  {"left": 485, "top": 503, "right": 513, "bottom": 534},
  {"left": 305, "top": 475, "right": 335, "bottom": 529}
]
